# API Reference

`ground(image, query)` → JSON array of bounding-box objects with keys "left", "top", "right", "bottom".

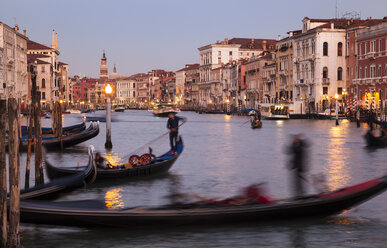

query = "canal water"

[{"left": 19, "top": 110, "right": 387, "bottom": 247}]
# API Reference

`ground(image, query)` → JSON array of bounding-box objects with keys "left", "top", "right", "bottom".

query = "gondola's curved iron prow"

[
  {"left": 45, "top": 136, "right": 184, "bottom": 181},
  {"left": 19, "top": 146, "right": 97, "bottom": 200},
  {"left": 19, "top": 174, "right": 387, "bottom": 228}
]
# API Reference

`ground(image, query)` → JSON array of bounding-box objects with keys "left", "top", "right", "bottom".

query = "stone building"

[
  {"left": 27, "top": 31, "right": 62, "bottom": 109},
  {"left": 0, "top": 22, "right": 28, "bottom": 103},
  {"left": 354, "top": 21, "right": 387, "bottom": 110},
  {"left": 198, "top": 38, "right": 276, "bottom": 107},
  {"left": 116, "top": 76, "right": 136, "bottom": 106}
]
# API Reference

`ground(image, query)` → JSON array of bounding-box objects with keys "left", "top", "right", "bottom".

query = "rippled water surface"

[{"left": 20, "top": 110, "right": 387, "bottom": 247}]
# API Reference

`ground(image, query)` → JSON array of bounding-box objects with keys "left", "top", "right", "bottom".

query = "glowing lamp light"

[
  {"left": 59, "top": 100, "right": 63, "bottom": 104},
  {"left": 226, "top": 99, "right": 230, "bottom": 103},
  {"left": 105, "top": 84, "right": 113, "bottom": 95},
  {"left": 335, "top": 94, "right": 339, "bottom": 99}
]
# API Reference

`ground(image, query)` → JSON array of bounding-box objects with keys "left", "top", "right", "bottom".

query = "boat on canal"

[
  {"left": 259, "top": 104, "right": 290, "bottom": 120},
  {"left": 12, "top": 122, "right": 99, "bottom": 151},
  {"left": 45, "top": 136, "right": 184, "bottom": 180},
  {"left": 251, "top": 119, "right": 262, "bottom": 129},
  {"left": 364, "top": 130, "right": 387, "bottom": 148},
  {"left": 20, "top": 146, "right": 97, "bottom": 200},
  {"left": 151, "top": 103, "right": 181, "bottom": 117},
  {"left": 114, "top": 105, "right": 125, "bottom": 112},
  {"left": 21, "top": 121, "right": 86, "bottom": 135},
  {"left": 19, "top": 173, "right": 387, "bottom": 228}
]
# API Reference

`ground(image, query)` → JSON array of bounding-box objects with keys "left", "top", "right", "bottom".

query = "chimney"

[
  {"left": 277, "top": 35, "right": 281, "bottom": 41},
  {"left": 289, "top": 31, "right": 293, "bottom": 37},
  {"left": 331, "top": 22, "right": 334, "bottom": 29},
  {"left": 51, "top": 30, "right": 56, "bottom": 49},
  {"left": 23, "top": 29, "right": 26, "bottom": 36},
  {"left": 14, "top": 24, "right": 19, "bottom": 32},
  {"left": 55, "top": 32, "right": 58, "bottom": 50},
  {"left": 262, "top": 40, "right": 267, "bottom": 51},
  {"left": 216, "top": 40, "right": 220, "bottom": 44},
  {"left": 225, "top": 38, "right": 229, "bottom": 44}
]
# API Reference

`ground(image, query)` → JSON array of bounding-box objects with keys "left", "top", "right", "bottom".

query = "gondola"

[
  {"left": 45, "top": 137, "right": 184, "bottom": 180},
  {"left": 251, "top": 119, "right": 262, "bottom": 129},
  {"left": 364, "top": 130, "right": 387, "bottom": 148},
  {"left": 21, "top": 121, "right": 86, "bottom": 135},
  {"left": 19, "top": 174, "right": 387, "bottom": 228},
  {"left": 19, "top": 146, "right": 97, "bottom": 200},
  {"left": 13, "top": 122, "right": 99, "bottom": 151}
]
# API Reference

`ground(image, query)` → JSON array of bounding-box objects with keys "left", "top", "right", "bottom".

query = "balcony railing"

[{"left": 322, "top": 78, "right": 330, "bottom": 85}]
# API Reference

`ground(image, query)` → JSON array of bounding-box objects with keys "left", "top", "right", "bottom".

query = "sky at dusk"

[{"left": 1, "top": 0, "right": 386, "bottom": 77}]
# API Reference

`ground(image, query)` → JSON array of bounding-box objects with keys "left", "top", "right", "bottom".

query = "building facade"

[
  {"left": 198, "top": 38, "right": 276, "bottom": 107},
  {"left": 0, "top": 22, "right": 28, "bottom": 102},
  {"left": 354, "top": 21, "right": 387, "bottom": 110}
]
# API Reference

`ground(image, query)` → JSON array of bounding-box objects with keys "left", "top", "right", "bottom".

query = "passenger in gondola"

[
  {"left": 167, "top": 113, "right": 186, "bottom": 154},
  {"left": 287, "top": 134, "right": 309, "bottom": 198},
  {"left": 95, "top": 152, "right": 107, "bottom": 169}
]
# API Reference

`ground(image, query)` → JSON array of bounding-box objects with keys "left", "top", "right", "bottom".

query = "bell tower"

[{"left": 99, "top": 51, "right": 108, "bottom": 82}]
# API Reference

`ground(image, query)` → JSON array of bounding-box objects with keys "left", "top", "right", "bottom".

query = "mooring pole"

[
  {"left": 0, "top": 100, "right": 7, "bottom": 248},
  {"left": 25, "top": 105, "right": 33, "bottom": 189},
  {"left": 8, "top": 98, "right": 21, "bottom": 248},
  {"left": 34, "top": 92, "right": 44, "bottom": 185}
]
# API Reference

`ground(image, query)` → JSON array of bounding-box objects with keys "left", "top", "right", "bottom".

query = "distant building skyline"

[{"left": 1, "top": 0, "right": 386, "bottom": 77}]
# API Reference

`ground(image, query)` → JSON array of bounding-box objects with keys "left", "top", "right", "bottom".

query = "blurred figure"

[
  {"left": 287, "top": 134, "right": 309, "bottom": 197},
  {"left": 356, "top": 108, "right": 361, "bottom": 128},
  {"left": 95, "top": 152, "right": 107, "bottom": 169},
  {"left": 166, "top": 113, "right": 186, "bottom": 153}
]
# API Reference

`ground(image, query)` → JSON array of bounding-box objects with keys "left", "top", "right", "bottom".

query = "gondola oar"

[
  {"left": 239, "top": 119, "right": 251, "bottom": 127},
  {"left": 121, "top": 117, "right": 187, "bottom": 161}
]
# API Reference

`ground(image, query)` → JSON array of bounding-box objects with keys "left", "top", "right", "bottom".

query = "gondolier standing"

[
  {"left": 167, "top": 113, "right": 186, "bottom": 153},
  {"left": 287, "top": 134, "right": 309, "bottom": 197}
]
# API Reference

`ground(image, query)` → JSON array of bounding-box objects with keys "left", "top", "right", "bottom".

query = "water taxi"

[
  {"left": 259, "top": 103, "right": 290, "bottom": 120},
  {"left": 151, "top": 103, "right": 180, "bottom": 117}
]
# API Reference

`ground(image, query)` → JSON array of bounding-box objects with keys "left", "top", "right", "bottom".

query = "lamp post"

[
  {"left": 105, "top": 83, "right": 113, "bottom": 149},
  {"left": 335, "top": 93, "right": 339, "bottom": 126}
]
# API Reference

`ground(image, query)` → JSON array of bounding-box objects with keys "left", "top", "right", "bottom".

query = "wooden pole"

[
  {"left": 58, "top": 102, "right": 63, "bottom": 150},
  {"left": 8, "top": 98, "right": 20, "bottom": 248},
  {"left": 33, "top": 92, "right": 44, "bottom": 186},
  {"left": 25, "top": 105, "right": 33, "bottom": 189},
  {"left": 0, "top": 100, "right": 7, "bottom": 248}
]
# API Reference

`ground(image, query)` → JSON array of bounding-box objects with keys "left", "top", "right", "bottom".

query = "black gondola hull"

[
  {"left": 364, "top": 131, "right": 387, "bottom": 148},
  {"left": 19, "top": 176, "right": 387, "bottom": 228},
  {"left": 46, "top": 137, "right": 183, "bottom": 180}
]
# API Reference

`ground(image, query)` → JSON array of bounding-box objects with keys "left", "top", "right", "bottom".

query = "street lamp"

[
  {"left": 105, "top": 83, "right": 113, "bottom": 149},
  {"left": 335, "top": 93, "right": 339, "bottom": 126}
]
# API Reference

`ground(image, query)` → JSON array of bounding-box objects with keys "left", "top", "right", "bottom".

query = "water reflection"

[
  {"left": 290, "top": 228, "right": 307, "bottom": 248},
  {"left": 325, "top": 126, "right": 351, "bottom": 190},
  {"left": 105, "top": 188, "right": 124, "bottom": 209},
  {"left": 103, "top": 151, "right": 123, "bottom": 167}
]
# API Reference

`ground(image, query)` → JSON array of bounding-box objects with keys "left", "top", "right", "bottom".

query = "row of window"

[
  {"left": 358, "top": 64, "right": 387, "bottom": 78},
  {"left": 358, "top": 38, "right": 386, "bottom": 55}
]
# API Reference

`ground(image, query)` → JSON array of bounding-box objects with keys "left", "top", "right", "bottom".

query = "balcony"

[
  {"left": 322, "top": 78, "right": 330, "bottom": 85},
  {"left": 366, "top": 52, "right": 375, "bottom": 60}
]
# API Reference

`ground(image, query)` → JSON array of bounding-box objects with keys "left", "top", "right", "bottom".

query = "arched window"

[
  {"left": 338, "top": 42, "right": 343, "bottom": 56},
  {"left": 338, "top": 67, "right": 343, "bottom": 80},
  {"left": 41, "top": 78, "right": 46, "bottom": 88},
  {"left": 323, "top": 42, "right": 328, "bottom": 56},
  {"left": 323, "top": 67, "right": 328, "bottom": 79}
]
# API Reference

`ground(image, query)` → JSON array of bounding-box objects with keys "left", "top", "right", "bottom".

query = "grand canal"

[{"left": 20, "top": 111, "right": 387, "bottom": 247}]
